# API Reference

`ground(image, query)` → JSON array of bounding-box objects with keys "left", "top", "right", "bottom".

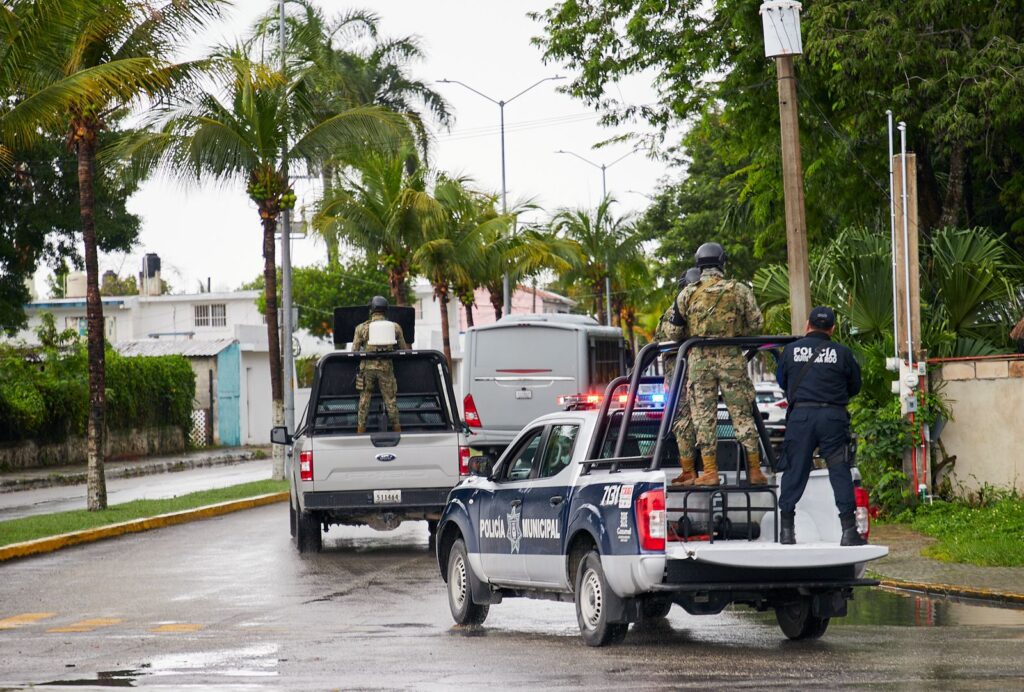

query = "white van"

[{"left": 461, "top": 314, "right": 627, "bottom": 460}]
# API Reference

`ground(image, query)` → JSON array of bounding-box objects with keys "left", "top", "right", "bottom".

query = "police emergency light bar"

[{"left": 333, "top": 305, "right": 416, "bottom": 348}]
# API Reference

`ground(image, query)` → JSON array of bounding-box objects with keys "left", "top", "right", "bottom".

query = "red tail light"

[
  {"left": 459, "top": 446, "right": 471, "bottom": 476},
  {"left": 854, "top": 486, "right": 870, "bottom": 539},
  {"left": 635, "top": 489, "right": 666, "bottom": 551},
  {"left": 463, "top": 394, "right": 482, "bottom": 428},
  {"left": 775, "top": 400, "right": 788, "bottom": 409},
  {"left": 299, "top": 450, "right": 313, "bottom": 481}
]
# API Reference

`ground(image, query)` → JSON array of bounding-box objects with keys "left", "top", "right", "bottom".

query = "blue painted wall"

[{"left": 217, "top": 343, "right": 241, "bottom": 446}]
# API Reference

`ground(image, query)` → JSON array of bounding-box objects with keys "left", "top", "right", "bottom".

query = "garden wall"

[
  {"left": 931, "top": 355, "right": 1024, "bottom": 494},
  {"left": 0, "top": 425, "right": 185, "bottom": 470}
]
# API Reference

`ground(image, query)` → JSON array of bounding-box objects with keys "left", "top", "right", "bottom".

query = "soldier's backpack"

[{"left": 686, "top": 275, "right": 745, "bottom": 337}]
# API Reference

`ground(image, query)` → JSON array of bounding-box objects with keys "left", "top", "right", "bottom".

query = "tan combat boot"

[
  {"left": 670, "top": 457, "right": 697, "bottom": 486},
  {"left": 392, "top": 423, "right": 402, "bottom": 433},
  {"left": 356, "top": 424, "right": 366, "bottom": 434},
  {"left": 746, "top": 448, "right": 767, "bottom": 486},
  {"left": 694, "top": 451, "right": 719, "bottom": 486}
]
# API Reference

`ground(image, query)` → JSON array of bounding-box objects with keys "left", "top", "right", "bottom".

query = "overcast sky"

[{"left": 37, "top": 1, "right": 670, "bottom": 296}]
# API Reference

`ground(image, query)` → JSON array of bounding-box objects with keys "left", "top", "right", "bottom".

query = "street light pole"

[
  {"left": 760, "top": 0, "right": 811, "bottom": 335},
  {"left": 439, "top": 76, "right": 563, "bottom": 316},
  {"left": 278, "top": 0, "right": 295, "bottom": 479},
  {"left": 555, "top": 149, "right": 635, "bottom": 327}
]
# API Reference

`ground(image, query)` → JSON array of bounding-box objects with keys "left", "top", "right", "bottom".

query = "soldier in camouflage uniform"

[
  {"left": 675, "top": 243, "right": 765, "bottom": 486},
  {"left": 352, "top": 296, "right": 409, "bottom": 433},
  {"left": 656, "top": 267, "right": 702, "bottom": 485}
]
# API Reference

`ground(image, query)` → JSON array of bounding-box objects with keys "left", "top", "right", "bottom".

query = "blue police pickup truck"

[{"left": 435, "top": 336, "right": 888, "bottom": 646}]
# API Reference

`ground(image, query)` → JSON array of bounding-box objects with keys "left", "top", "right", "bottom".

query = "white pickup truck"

[
  {"left": 274, "top": 349, "right": 467, "bottom": 552},
  {"left": 435, "top": 336, "right": 887, "bottom": 646}
]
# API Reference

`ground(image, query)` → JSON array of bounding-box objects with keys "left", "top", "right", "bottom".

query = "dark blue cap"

[{"left": 808, "top": 306, "right": 836, "bottom": 329}]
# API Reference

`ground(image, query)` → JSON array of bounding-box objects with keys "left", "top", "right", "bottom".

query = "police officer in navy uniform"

[{"left": 776, "top": 306, "right": 865, "bottom": 546}]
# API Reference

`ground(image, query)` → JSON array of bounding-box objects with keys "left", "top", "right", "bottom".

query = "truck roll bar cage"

[{"left": 583, "top": 336, "right": 797, "bottom": 475}]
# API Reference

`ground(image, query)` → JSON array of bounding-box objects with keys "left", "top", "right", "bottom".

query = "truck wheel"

[
  {"left": 447, "top": 538, "right": 488, "bottom": 625},
  {"left": 775, "top": 598, "right": 829, "bottom": 640},
  {"left": 295, "top": 509, "right": 322, "bottom": 554},
  {"left": 575, "top": 551, "right": 628, "bottom": 646}
]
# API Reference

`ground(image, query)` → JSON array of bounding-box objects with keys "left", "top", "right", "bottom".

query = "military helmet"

[
  {"left": 677, "top": 266, "right": 702, "bottom": 288},
  {"left": 695, "top": 242, "right": 726, "bottom": 269},
  {"left": 369, "top": 295, "right": 389, "bottom": 313}
]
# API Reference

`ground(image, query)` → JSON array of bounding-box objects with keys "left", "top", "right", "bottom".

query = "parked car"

[{"left": 755, "top": 382, "right": 788, "bottom": 426}]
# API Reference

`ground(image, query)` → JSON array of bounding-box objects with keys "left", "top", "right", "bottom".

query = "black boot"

[
  {"left": 780, "top": 511, "right": 795, "bottom": 545},
  {"left": 839, "top": 512, "right": 867, "bottom": 546}
]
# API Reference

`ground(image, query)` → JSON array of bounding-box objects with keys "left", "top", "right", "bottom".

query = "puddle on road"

[
  {"left": 42, "top": 668, "right": 142, "bottom": 687},
  {"left": 842, "top": 587, "right": 1024, "bottom": 627}
]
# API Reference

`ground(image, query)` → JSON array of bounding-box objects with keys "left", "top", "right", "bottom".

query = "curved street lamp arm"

[
  {"left": 437, "top": 78, "right": 500, "bottom": 105},
  {"left": 506, "top": 75, "right": 564, "bottom": 105}
]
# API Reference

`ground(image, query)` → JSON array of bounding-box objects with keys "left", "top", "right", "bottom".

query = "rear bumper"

[{"left": 303, "top": 487, "right": 452, "bottom": 513}]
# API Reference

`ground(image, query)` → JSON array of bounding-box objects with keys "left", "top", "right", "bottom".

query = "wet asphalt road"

[
  {"left": 0, "top": 460, "right": 273, "bottom": 521},
  {"left": 1, "top": 506, "right": 1023, "bottom": 690}
]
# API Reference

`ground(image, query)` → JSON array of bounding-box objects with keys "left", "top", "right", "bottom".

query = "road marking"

[
  {"left": 47, "top": 618, "right": 123, "bottom": 633},
  {"left": 0, "top": 613, "right": 57, "bottom": 630},
  {"left": 151, "top": 623, "right": 203, "bottom": 633}
]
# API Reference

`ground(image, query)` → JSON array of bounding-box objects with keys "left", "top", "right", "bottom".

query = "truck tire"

[
  {"left": 575, "top": 550, "right": 628, "bottom": 647},
  {"left": 446, "top": 538, "right": 488, "bottom": 625},
  {"left": 775, "top": 598, "right": 829, "bottom": 640},
  {"left": 295, "top": 509, "right": 322, "bottom": 554}
]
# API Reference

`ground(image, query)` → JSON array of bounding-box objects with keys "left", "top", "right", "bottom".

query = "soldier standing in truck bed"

[
  {"left": 656, "top": 267, "right": 702, "bottom": 485},
  {"left": 675, "top": 242, "right": 765, "bottom": 487},
  {"left": 352, "top": 296, "right": 409, "bottom": 433}
]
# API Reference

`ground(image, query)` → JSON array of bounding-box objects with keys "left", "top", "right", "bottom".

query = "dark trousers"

[{"left": 779, "top": 407, "right": 855, "bottom": 515}]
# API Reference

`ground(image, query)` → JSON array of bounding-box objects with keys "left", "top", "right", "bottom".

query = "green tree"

[
  {"left": 0, "top": 0, "right": 224, "bottom": 510},
  {"left": 246, "top": 258, "right": 397, "bottom": 340},
  {"left": 533, "top": 0, "right": 1024, "bottom": 254}
]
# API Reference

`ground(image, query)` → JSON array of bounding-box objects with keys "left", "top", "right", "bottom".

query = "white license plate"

[
  {"left": 515, "top": 390, "right": 533, "bottom": 400},
  {"left": 373, "top": 490, "right": 402, "bottom": 504}
]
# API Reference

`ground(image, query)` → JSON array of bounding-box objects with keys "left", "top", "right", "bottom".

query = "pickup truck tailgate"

[
  {"left": 666, "top": 542, "right": 888, "bottom": 568},
  {"left": 312, "top": 433, "right": 460, "bottom": 491}
]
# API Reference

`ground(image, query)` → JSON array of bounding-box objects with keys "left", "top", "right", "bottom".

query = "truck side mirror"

[
  {"left": 270, "top": 426, "right": 292, "bottom": 445},
  {"left": 468, "top": 455, "right": 493, "bottom": 477}
]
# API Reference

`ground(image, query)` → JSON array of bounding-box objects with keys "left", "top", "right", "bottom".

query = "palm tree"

[
  {"left": 0, "top": 0, "right": 225, "bottom": 510},
  {"left": 315, "top": 144, "right": 433, "bottom": 305},
  {"left": 551, "top": 196, "right": 641, "bottom": 325},
  {"left": 754, "top": 226, "right": 1024, "bottom": 358},
  {"left": 413, "top": 176, "right": 480, "bottom": 364},
  {"left": 258, "top": 1, "right": 453, "bottom": 265},
  {"left": 120, "top": 47, "right": 407, "bottom": 479}
]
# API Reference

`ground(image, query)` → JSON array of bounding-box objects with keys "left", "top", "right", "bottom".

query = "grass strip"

[
  {"left": 0, "top": 479, "right": 288, "bottom": 548},
  {"left": 908, "top": 497, "right": 1024, "bottom": 567}
]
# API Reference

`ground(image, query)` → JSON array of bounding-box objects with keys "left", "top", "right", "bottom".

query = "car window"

[
  {"left": 503, "top": 428, "right": 545, "bottom": 481},
  {"left": 539, "top": 424, "right": 579, "bottom": 478}
]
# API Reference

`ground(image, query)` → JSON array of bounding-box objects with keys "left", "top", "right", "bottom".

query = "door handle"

[
  {"left": 510, "top": 499, "right": 522, "bottom": 508},
  {"left": 549, "top": 495, "right": 564, "bottom": 506}
]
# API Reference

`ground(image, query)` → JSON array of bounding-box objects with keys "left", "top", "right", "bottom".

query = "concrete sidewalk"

[
  {"left": 0, "top": 446, "right": 270, "bottom": 493},
  {"left": 869, "top": 523, "right": 1024, "bottom": 605}
]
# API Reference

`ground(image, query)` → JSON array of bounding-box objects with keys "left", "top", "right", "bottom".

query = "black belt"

[{"left": 791, "top": 401, "right": 846, "bottom": 410}]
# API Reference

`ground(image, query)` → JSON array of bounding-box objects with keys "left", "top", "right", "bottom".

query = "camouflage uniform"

[
  {"left": 676, "top": 268, "right": 764, "bottom": 483},
  {"left": 352, "top": 313, "right": 409, "bottom": 432},
  {"left": 654, "top": 306, "right": 697, "bottom": 462}
]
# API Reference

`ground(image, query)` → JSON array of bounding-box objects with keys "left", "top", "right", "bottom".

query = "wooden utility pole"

[
  {"left": 892, "top": 152, "right": 921, "bottom": 362},
  {"left": 775, "top": 55, "right": 812, "bottom": 335}
]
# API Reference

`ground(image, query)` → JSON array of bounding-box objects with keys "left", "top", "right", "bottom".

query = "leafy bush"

[{"left": 0, "top": 337, "right": 194, "bottom": 443}]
